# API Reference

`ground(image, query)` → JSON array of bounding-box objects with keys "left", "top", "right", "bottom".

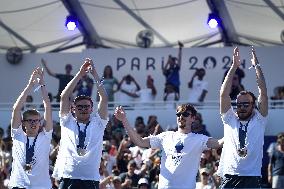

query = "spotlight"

[
  {"left": 65, "top": 15, "right": 78, "bottom": 31},
  {"left": 207, "top": 13, "right": 219, "bottom": 29}
]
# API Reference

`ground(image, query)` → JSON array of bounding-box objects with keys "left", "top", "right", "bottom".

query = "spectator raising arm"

[{"left": 41, "top": 58, "right": 56, "bottom": 77}]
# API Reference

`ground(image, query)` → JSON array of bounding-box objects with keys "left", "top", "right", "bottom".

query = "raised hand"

[
  {"left": 178, "top": 41, "right": 184, "bottom": 48},
  {"left": 114, "top": 106, "right": 126, "bottom": 122},
  {"left": 41, "top": 58, "right": 46, "bottom": 65},
  {"left": 28, "top": 68, "right": 41, "bottom": 87},
  {"left": 79, "top": 58, "right": 93, "bottom": 75},
  {"left": 88, "top": 58, "right": 95, "bottom": 72},
  {"left": 251, "top": 46, "right": 259, "bottom": 67},
  {"left": 36, "top": 67, "right": 45, "bottom": 85},
  {"left": 232, "top": 47, "right": 241, "bottom": 67}
]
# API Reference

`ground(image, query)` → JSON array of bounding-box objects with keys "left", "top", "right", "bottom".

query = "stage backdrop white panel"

[{"left": 0, "top": 47, "right": 284, "bottom": 103}]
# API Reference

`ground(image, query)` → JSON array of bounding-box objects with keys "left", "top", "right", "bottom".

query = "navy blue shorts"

[{"left": 59, "top": 178, "right": 99, "bottom": 189}]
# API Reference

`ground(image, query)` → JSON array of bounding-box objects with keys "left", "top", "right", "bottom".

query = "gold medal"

[
  {"left": 77, "top": 147, "right": 87, "bottom": 156},
  {"left": 24, "top": 164, "right": 32, "bottom": 172}
]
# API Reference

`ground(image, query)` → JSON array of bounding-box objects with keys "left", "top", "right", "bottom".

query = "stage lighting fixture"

[
  {"left": 65, "top": 15, "right": 78, "bottom": 31},
  {"left": 207, "top": 13, "right": 219, "bottom": 28}
]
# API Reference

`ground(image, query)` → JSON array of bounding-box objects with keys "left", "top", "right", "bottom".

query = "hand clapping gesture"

[
  {"left": 28, "top": 68, "right": 39, "bottom": 87},
  {"left": 251, "top": 46, "right": 259, "bottom": 67},
  {"left": 232, "top": 47, "right": 241, "bottom": 67},
  {"left": 79, "top": 58, "right": 94, "bottom": 76},
  {"left": 114, "top": 106, "right": 126, "bottom": 122},
  {"left": 36, "top": 67, "right": 45, "bottom": 85}
]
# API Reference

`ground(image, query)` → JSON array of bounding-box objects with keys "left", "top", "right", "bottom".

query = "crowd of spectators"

[
  {"left": 0, "top": 109, "right": 224, "bottom": 189},
  {"left": 0, "top": 109, "right": 280, "bottom": 188}
]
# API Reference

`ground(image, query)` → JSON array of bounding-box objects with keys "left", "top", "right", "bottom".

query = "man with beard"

[
  {"left": 114, "top": 104, "right": 223, "bottom": 189},
  {"left": 218, "top": 47, "right": 268, "bottom": 188},
  {"left": 52, "top": 58, "right": 108, "bottom": 189}
]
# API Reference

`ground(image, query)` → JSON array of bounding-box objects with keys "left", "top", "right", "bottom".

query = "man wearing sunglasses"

[
  {"left": 52, "top": 58, "right": 108, "bottom": 189},
  {"left": 9, "top": 67, "right": 53, "bottom": 189},
  {"left": 218, "top": 47, "right": 268, "bottom": 188},
  {"left": 114, "top": 104, "right": 223, "bottom": 189}
]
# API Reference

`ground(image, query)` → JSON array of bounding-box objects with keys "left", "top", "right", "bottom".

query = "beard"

[
  {"left": 178, "top": 119, "right": 186, "bottom": 129},
  {"left": 237, "top": 111, "right": 253, "bottom": 121},
  {"left": 178, "top": 124, "right": 186, "bottom": 129}
]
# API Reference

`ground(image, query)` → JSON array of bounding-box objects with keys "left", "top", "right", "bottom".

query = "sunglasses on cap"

[
  {"left": 176, "top": 112, "right": 191, "bottom": 117},
  {"left": 236, "top": 102, "right": 252, "bottom": 109}
]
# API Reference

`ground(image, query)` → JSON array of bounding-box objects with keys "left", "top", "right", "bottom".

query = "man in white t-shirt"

[
  {"left": 218, "top": 47, "right": 268, "bottom": 188},
  {"left": 9, "top": 68, "right": 53, "bottom": 189},
  {"left": 188, "top": 68, "right": 208, "bottom": 103},
  {"left": 114, "top": 103, "right": 223, "bottom": 189},
  {"left": 52, "top": 58, "right": 108, "bottom": 189}
]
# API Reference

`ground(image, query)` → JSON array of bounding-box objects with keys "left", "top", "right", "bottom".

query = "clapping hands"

[
  {"left": 80, "top": 58, "right": 95, "bottom": 75},
  {"left": 28, "top": 67, "right": 44, "bottom": 87},
  {"left": 232, "top": 47, "right": 241, "bottom": 67},
  {"left": 114, "top": 106, "right": 126, "bottom": 122}
]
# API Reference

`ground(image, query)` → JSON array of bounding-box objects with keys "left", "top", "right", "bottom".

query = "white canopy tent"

[{"left": 0, "top": 0, "right": 283, "bottom": 54}]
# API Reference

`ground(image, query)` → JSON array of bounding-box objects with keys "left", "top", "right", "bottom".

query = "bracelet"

[
  {"left": 249, "top": 64, "right": 261, "bottom": 70},
  {"left": 94, "top": 78, "right": 104, "bottom": 87},
  {"left": 254, "top": 64, "right": 261, "bottom": 68},
  {"left": 33, "top": 84, "right": 45, "bottom": 93}
]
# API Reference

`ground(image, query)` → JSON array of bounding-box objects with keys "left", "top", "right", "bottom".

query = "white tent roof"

[{"left": 0, "top": 0, "right": 283, "bottom": 53}]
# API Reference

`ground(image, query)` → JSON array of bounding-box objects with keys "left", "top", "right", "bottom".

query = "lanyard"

[
  {"left": 77, "top": 121, "right": 90, "bottom": 149},
  {"left": 26, "top": 135, "right": 38, "bottom": 164},
  {"left": 238, "top": 119, "right": 250, "bottom": 149}
]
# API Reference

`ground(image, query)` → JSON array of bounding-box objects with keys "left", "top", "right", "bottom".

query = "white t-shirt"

[
  {"left": 52, "top": 112, "right": 108, "bottom": 181},
  {"left": 217, "top": 108, "right": 268, "bottom": 177},
  {"left": 149, "top": 131, "right": 209, "bottom": 189},
  {"left": 9, "top": 126, "right": 52, "bottom": 189},
  {"left": 195, "top": 182, "right": 214, "bottom": 189},
  {"left": 188, "top": 79, "right": 208, "bottom": 103},
  {"left": 136, "top": 88, "right": 155, "bottom": 103},
  {"left": 119, "top": 82, "right": 138, "bottom": 103}
]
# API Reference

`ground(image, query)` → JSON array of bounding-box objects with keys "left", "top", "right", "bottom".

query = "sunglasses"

[
  {"left": 23, "top": 119, "right": 41, "bottom": 124},
  {"left": 176, "top": 112, "right": 191, "bottom": 117},
  {"left": 76, "top": 104, "right": 91, "bottom": 110},
  {"left": 236, "top": 102, "right": 252, "bottom": 109}
]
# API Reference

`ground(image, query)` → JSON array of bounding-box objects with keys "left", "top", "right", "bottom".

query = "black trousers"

[
  {"left": 220, "top": 174, "right": 261, "bottom": 188},
  {"left": 59, "top": 178, "right": 99, "bottom": 189}
]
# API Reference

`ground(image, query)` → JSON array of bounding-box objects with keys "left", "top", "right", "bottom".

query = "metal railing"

[{"left": 0, "top": 100, "right": 283, "bottom": 111}]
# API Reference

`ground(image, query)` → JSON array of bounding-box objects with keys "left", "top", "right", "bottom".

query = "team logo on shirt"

[{"left": 171, "top": 141, "right": 184, "bottom": 166}]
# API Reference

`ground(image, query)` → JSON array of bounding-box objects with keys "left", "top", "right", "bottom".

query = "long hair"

[{"left": 103, "top": 65, "right": 113, "bottom": 78}]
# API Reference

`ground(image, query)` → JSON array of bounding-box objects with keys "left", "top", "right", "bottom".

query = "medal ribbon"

[
  {"left": 77, "top": 121, "right": 90, "bottom": 149},
  {"left": 238, "top": 119, "right": 250, "bottom": 149},
  {"left": 26, "top": 135, "right": 38, "bottom": 164}
]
